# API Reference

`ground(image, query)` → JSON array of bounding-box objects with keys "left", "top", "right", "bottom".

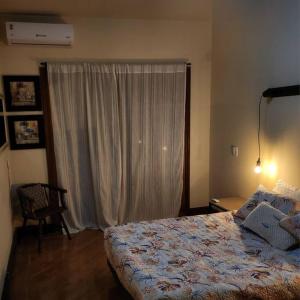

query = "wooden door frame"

[
  {"left": 40, "top": 63, "right": 58, "bottom": 186},
  {"left": 180, "top": 63, "right": 191, "bottom": 215}
]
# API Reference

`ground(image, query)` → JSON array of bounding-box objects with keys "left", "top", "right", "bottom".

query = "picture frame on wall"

[
  {"left": 8, "top": 115, "right": 45, "bottom": 150},
  {"left": 0, "top": 98, "right": 7, "bottom": 150},
  {"left": 3, "top": 75, "right": 42, "bottom": 111}
]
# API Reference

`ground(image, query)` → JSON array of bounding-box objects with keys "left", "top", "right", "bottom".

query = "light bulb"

[
  {"left": 254, "top": 165, "right": 262, "bottom": 174},
  {"left": 254, "top": 158, "right": 262, "bottom": 174}
]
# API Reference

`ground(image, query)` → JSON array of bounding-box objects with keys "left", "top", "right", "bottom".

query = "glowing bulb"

[
  {"left": 254, "top": 158, "right": 262, "bottom": 174},
  {"left": 254, "top": 165, "right": 262, "bottom": 174}
]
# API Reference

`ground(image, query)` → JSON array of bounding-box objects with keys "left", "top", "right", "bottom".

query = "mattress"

[{"left": 104, "top": 212, "right": 300, "bottom": 300}]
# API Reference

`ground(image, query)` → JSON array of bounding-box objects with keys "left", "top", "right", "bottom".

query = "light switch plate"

[{"left": 231, "top": 145, "right": 239, "bottom": 157}]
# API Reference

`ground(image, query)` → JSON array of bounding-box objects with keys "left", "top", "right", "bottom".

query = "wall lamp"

[{"left": 255, "top": 85, "right": 300, "bottom": 174}]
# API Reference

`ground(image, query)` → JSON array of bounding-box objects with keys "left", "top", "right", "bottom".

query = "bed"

[{"left": 104, "top": 212, "right": 300, "bottom": 299}]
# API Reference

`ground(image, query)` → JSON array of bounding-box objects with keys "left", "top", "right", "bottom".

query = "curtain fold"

[{"left": 47, "top": 62, "right": 186, "bottom": 231}]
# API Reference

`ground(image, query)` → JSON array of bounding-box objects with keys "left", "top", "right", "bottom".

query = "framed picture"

[
  {"left": 0, "top": 98, "right": 7, "bottom": 150},
  {"left": 3, "top": 75, "right": 41, "bottom": 111},
  {"left": 8, "top": 115, "right": 45, "bottom": 150}
]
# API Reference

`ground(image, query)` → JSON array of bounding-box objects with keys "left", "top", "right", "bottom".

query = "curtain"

[{"left": 47, "top": 63, "right": 186, "bottom": 231}]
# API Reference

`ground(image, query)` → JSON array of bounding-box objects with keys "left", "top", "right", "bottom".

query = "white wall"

[
  {"left": 0, "top": 148, "right": 12, "bottom": 295},
  {"left": 210, "top": 0, "right": 300, "bottom": 199},
  {"left": 0, "top": 16, "right": 212, "bottom": 207},
  {"left": 0, "top": 71, "right": 13, "bottom": 295},
  {"left": 262, "top": 0, "right": 300, "bottom": 189}
]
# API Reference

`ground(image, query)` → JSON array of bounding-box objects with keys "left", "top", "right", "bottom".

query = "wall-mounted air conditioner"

[{"left": 6, "top": 22, "right": 74, "bottom": 46}]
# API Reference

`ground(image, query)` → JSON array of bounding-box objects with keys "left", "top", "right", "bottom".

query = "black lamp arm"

[{"left": 262, "top": 85, "right": 300, "bottom": 98}]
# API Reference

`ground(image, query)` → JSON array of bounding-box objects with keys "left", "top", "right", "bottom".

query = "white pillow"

[
  {"left": 273, "top": 179, "right": 298, "bottom": 194},
  {"left": 236, "top": 190, "right": 296, "bottom": 219},
  {"left": 280, "top": 213, "right": 300, "bottom": 241},
  {"left": 257, "top": 184, "right": 270, "bottom": 192},
  {"left": 273, "top": 180, "right": 300, "bottom": 202},
  {"left": 242, "top": 202, "right": 297, "bottom": 250},
  {"left": 289, "top": 191, "right": 300, "bottom": 203}
]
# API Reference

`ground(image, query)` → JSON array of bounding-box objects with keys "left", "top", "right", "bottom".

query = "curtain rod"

[{"left": 40, "top": 60, "right": 191, "bottom": 66}]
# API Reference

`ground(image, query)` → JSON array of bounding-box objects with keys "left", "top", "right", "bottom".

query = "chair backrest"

[{"left": 18, "top": 184, "right": 49, "bottom": 216}]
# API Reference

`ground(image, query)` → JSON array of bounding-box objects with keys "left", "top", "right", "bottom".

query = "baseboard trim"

[{"left": 1, "top": 228, "right": 19, "bottom": 300}]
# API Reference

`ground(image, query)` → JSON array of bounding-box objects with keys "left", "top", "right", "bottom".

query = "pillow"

[
  {"left": 21, "top": 184, "right": 48, "bottom": 211},
  {"left": 273, "top": 179, "right": 300, "bottom": 202},
  {"left": 280, "top": 213, "right": 300, "bottom": 241},
  {"left": 273, "top": 179, "right": 298, "bottom": 194},
  {"left": 235, "top": 190, "right": 296, "bottom": 219},
  {"left": 242, "top": 202, "right": 297, "bottom": 250},
  {"left": 257, "top": 184, "right": 270, "bottom": 192}
]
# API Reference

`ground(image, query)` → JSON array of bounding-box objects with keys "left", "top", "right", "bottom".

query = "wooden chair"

[{"left": 17, "top": 183, "right": 71, "bottom": 252}]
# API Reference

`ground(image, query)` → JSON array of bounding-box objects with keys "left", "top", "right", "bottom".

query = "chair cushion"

[
  {"left": 242, "top": 202, "right": 297, "bottom": 250},
  {"left": 235, "top": 191, "right": 296, "bottom": 219},
  {"left": 21, "top": 184, "right": 48, "bottom": 211},
  {"left": 280, "top": 213, "right": 300, "bottom": 241}
]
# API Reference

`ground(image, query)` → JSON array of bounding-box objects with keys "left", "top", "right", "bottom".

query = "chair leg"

[
  {"left": 22, "top": 217, "right": 28, "bottom": 229},
  {"left": 42, "top": 218, "right": 47, "bottom": 233},
  {"left": 38, "top": 219, "right": 43, "bottom": 253},
  {"left": 59, "top": 214, "right": 71, "bottom": 240},
  {"left": 19, "top": 217, "right": 28, "bottom": 242}
]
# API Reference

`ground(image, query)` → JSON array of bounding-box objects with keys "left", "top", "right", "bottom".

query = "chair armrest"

[
  {"left": 59, "top": 192, "right": 67, "bottom": 210},
  {"left": 41, "top": 184, "right": 67, "bottom": 193},
  {"left": 42, "top": 184, "right": 68, "bottom": 209}
]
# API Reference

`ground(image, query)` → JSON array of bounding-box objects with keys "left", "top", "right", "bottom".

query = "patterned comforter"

[{"left": 104, "top": 212, "right": 300, "bottom": 300}]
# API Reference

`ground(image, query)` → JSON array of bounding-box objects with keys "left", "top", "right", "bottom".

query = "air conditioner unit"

[{"left": 6, "top": 22, "right": 74, "bottom": 46}]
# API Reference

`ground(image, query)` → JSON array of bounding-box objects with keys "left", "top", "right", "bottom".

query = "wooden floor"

[{"left": 8, "top": 229, "right": 132, "bottom": 300}]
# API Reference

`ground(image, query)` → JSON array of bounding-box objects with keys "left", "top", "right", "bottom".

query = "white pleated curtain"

[{"left": 47, "top": 63, "right": 186, "bottom": 231}]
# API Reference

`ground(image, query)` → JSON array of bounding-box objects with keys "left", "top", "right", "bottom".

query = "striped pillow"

[
  {"left": 280, "top": 213, "right": 300, "bottom": 241},
  {"left": 242, "top": 202, "right": 297, "bottom": 250},
  {"left": 236, "top": 191, "right": 296, "bottom": 219}
]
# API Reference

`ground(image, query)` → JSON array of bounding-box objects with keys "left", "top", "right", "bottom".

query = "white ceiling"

[{"left": 0, "top": 0, "right": 211, "bottom": 21}]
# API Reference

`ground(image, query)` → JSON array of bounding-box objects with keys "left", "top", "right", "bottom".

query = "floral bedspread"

[{"left": 104, "top": 212, "right": 300, "bottom": 300}]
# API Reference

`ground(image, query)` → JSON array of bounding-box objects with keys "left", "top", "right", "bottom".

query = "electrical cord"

[{"left": 257, "top": 94, "right": 263, "bottom": 162}]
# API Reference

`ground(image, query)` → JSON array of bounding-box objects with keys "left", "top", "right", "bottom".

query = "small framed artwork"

[
  {"left": 3, "top": 75, "right": 41, "bottom": 111},
  {"left": 8, "top": 115, "right": 45, "bottom": 150}
]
